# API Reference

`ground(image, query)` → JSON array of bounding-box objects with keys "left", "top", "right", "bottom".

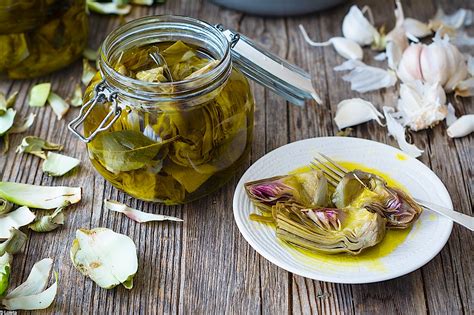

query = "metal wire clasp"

[
  {"left": 215, "top": 24, "right": 240, "bottom": 48},
  {"left": 67, "top": 80, "right": 122, "bottom": 143}
]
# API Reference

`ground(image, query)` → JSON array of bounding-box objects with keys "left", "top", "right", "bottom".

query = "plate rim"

[{"left": 232, "top": 136, "right": 453, "bottom": 284}]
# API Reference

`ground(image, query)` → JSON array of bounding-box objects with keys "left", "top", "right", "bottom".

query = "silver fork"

[{"left": 310, "top": 153, "right": 474, "bottom": 231}]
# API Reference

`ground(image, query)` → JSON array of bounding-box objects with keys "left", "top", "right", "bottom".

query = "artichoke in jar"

[
  {"left": 274, "top": 203, "right": 386, "bottom": 255},
  {"left": 0, "top": 0, "right": 48, "bottom": 34},
  {"left": 85, "top": 40, "right": 254, "bottom": 204},
  {"left": 0, "top": 0, "right": 88, "bottom": 79},
  {"left": 245, "top": 169, "right": 330, "bottom": 214},
  {"left": 332, "top": 170, "right": 423, "bottom": 229}
]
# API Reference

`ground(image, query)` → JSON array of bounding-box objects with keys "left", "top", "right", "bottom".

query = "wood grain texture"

[{"left": 0, "top": 0, "right": 472, "bottom": 314}]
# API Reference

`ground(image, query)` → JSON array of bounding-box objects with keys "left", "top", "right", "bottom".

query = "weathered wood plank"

[
  {"left": 286, "top": 6, "right": 358, "bottom": 315},
  {"left": 0, "top": 0, "right": 472, "bottom": 314}
]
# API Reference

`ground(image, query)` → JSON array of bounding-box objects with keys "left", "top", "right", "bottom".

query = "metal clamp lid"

[
  {"left": 216, "top": 25, "right": 321, "bottom": 106},
  {"left": 67, "top": 80, "right": 122, "bottom": 143}
]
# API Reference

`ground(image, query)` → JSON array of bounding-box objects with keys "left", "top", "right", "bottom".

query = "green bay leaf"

[{"left": 89, "top": 130, "right": 169, "bottom": 172}]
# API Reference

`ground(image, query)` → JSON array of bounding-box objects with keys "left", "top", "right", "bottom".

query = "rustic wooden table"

[{"left": 1, "top": 0, "right": 472, "bottom": 314}]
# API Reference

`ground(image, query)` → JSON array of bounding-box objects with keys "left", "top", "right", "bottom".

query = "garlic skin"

[
  {"left": 455, "top": 77, "right": 474, "bottom": 98},
  {"left": 397, "top": 81, "right": 447, "bottom": 131},
  {"left": 403, "top": 18, "right": 432, "bottom": 38},
  {"left": 386, "top": 1, "right": 408, "bottom": 47},
  {"left": 452, "top": 30, "right": 474, "bottom": 47},
  {"left": 386, "top": 41, "right": 404, "bottom": 70},
  {"left": 383, "top": 106, "right": 424, "bottom": 158},
  {"left": 299, "top": 25, "right": 363, "bottom": 60},
  {"left": 342, "top": 5, "right": 379, "bottom": 46},
  {"left": 430, "top": 8, "right": 473, "bottom": 31},
  {"left": 334, "top": 98, "right": 384, "bottom": 130},
  {"left": 447, "top": 115, "right": 474, "bottom": 138},
  {"left": 335, "top": 60, "right": 398, "bottom": 93},
  {"left": 446, "top": 103, "right": 457, "bottom": 126},
  {"left": 467, "top": 55, "right": 474, "bottom": 76}
]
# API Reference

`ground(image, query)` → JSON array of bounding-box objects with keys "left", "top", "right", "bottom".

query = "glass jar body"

[
  {"left": 0, "top": 0, "right": 88, "bottom": 79},
  {"left": 83, "top": 69, "right": 254, "bottom": 204}
]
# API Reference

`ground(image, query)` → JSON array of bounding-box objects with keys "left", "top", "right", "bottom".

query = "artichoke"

[
  {"left": 274, "top": 203, "right": 386, "bottom": 255},
  {"left": 245, "top": 169, "right": 329, "bottom": 213},
  {"left": 333, "top": 170, "right": 423, "bottom": 229}
]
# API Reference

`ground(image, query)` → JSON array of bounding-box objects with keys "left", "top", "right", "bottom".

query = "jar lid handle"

[{"left": 216, "top": 25, "right": 322, "bottom": 106}]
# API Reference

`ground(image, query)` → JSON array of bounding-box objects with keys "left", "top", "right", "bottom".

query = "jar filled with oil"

[
  {"left": 0, "top": 0, "right": 88, "bottom": 79},
  {"left": 70, "top": 15, "right": 317, "bottom": 204},
  {"left": 79, "top": 16, "right": 254, "bottom": 204}
]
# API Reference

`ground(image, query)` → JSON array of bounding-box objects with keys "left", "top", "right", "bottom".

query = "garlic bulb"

[
  {"left": 397, "top": 34, "right": 468, "bottom": 91},
  {"left": 397, "top": 81, "right": 447, "bottom": 131},
  {"left": 447, "top": 115, "right": 474, "bottom": 138},
  {"left": 299, "top": 25, "right": 363, "bottom": 60},
  {"left": 342, "top": 5, "right": 380, "bottom": 46},
  {"left": 334, "top": 98, "right": 384, "bottom": 130}
]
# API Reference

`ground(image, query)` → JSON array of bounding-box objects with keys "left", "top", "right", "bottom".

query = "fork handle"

[{"left": 414, "top": 198, "right": 474, "bottom": 231}]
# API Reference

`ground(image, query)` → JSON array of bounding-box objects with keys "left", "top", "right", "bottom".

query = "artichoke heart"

[
  {"left": 274, "top": 203, "right": 386, "bottom": 255},
  {"left": 245, "top": 169, "right": 329, "bottom": 213},
  {"left": 333, "top": 170, "right": 423, "bottom": 229}
]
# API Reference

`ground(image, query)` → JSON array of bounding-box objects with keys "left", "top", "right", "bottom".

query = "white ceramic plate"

[{"left": 233, "top": 137, "right": 453, "bottom": 284}]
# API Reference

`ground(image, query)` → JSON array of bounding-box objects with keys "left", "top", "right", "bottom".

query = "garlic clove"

[
  {"left": 403, "top": 18, "right": 432, "bottom": 39},
  {"left": 397, "top": 43, "right": 424, "bottom": 83},
  {"left": 330, "top": 37, "right": 364, "bottom": 60},
  {"left": 335, "top": 60, "right": 398, "bottom": 93},
  {"left": 397, "top": 81, "right": 447, "bottom": 131},
  {"left": 419, "top": 38, "right": 449, "bottom": 86},
  {"left": 299, "top": 25, "right": 363, "bottom": 60},
  {"left": 447, "top": 115, "right": 474, "bottom": 138},
  {"left": 342, "top": 5, "right": 379, "bottom": 46},
  {"left": 443, "top": 44, "right": 468, "bottom": 91},
  {"left": 446, "top": 103, "right": 457, "bottom": 127},
  {"left": 383, "top": 106, "right": 423, "bottom": 158},
  {"left": 334, "top": 98, "right": 384, "bottom": 130}
]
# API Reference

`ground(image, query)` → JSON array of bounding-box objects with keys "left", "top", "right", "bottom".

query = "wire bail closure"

[{"left": 67, "top": 80, "right": 122, "bottom": 143}]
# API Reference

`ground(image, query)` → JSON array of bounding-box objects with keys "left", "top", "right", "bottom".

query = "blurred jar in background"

[{"left": 0, "top": 0, "right": 88, "bottom": 79}]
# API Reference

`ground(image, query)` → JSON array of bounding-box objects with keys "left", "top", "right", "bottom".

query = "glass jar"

[
  {"left": 0, "top": 0, "right": 88, "bottom": 79},
  {"left": 70, "top": 15, "right": 318, "bottom": 204}
]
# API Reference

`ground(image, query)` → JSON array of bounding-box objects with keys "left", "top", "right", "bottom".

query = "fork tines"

[{"left": 310, "top": 153, "right": 349, "bottom": 187}]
